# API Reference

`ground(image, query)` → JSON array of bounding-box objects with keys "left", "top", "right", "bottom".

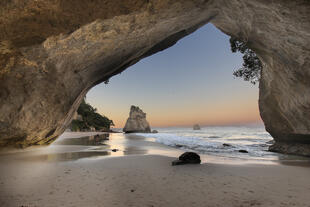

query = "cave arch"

[
  {"left": 0, "top": 0, "right": 309, "bottom": 155},
  {"left": 87, "top": 23, "right": 260, "bottom": 128}
]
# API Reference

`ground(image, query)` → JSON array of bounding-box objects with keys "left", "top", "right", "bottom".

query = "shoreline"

[
  {"left": 1, "top": 132, "right": 310, "bottom": 206},
  {"left": 0, "top": 132, "right": 309, "bottom": 166}
]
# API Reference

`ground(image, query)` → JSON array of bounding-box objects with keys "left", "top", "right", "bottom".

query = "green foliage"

[
  {"left": 230, "top": 37, "right": 262, "bottom": 84},
  {"left": 71, "top": 120, "right": 88, "bottom": 132},
  {"left": 71, "top": 99, "right": 114, "bottom": 131}
]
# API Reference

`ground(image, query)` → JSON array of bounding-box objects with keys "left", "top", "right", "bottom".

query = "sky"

[{"left": 86, "top": 23, "right": 262, "bottom": 128}]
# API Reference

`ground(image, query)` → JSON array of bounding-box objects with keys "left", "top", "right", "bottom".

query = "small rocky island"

[
  {"left": 193, "top": 124, "right": 201, "bottom": 130},
  {"left": 123, "top": 106, "right": 151, "bottom": 133}
]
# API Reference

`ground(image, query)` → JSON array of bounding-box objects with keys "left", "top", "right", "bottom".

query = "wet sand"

[{"left": 0, "top": 132, "right": 310, "bottom": 207}]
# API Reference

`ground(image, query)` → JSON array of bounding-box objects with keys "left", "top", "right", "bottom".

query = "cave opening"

[
  {"left": 85, "top": 23, "right": 262, "bottom": 129},
  {"left": 66, "top": 23, "right": 276, "bottom": 161}
]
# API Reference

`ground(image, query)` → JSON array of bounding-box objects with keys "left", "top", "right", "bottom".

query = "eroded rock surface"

[
  {"left": 269, "top": 142, "right": 310, "bottom": 157},
  {"left": 123, "top": 106, "right": 151, "bottom": 133},
  {"left": 0, "top": 0, "right": 309, "bottom": 155}
]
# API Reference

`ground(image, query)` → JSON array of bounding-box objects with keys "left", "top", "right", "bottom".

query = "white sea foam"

[
  {"left": 136, "top": 126, "right": 277, "bottom": 160},
  {"left": 140, "top": 133, "right": 220, "bottom": 149}
]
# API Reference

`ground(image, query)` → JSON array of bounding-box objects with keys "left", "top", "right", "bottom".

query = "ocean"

[{"left": 134, "top": 125, "right": 299, "bottom": 161}]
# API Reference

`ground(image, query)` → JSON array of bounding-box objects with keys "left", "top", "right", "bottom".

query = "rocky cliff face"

[
  {"left": 123, "top": 106, "right": 151, "bottom": 133},
  {"left": 210, "top": 0, "right": 310, "bottom": 155},
  {"left": 0, "top": 0, "right": 309, "bottom": 154}
]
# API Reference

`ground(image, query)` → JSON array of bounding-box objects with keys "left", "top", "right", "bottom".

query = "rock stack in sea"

[
  {"left": 123, "top": 106, "right": 151, "bottom": 133},
  {"left": 193, "top": 124, "right": 201, "bottom": 130}
]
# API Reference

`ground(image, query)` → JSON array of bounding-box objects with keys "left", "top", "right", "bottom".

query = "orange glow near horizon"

[
  {"left": 99, "top": 108, "right": 261, "bottom": 128},
  {"left": 97, "top": 96, "right": 262, "bottom": 128}
]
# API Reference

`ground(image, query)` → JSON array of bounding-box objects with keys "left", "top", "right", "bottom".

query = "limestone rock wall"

[
  {"left": 210, "top": 0, "right": 310, "bottom": 154},
  {"left": 0, "top": 0, "right": 309, "bottom": 155}
]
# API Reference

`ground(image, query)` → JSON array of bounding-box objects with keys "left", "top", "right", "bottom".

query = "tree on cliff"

[
  {"left": 230, "top": 37, "right": 262, "bottom": 84},
  {"left": 71, "top": 99, "right": 114, "bottom": 131}
]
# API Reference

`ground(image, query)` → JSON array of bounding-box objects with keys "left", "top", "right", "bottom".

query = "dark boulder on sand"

[
  {"left": 172, "top": 152, "right": 201, "bottom": 166},
  {"left": 238, "top": 149, "right": 249, "bottom": 153}
]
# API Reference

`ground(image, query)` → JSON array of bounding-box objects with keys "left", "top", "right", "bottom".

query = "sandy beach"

[
  {"left": 0, "top": 132, "right": 310, "bottom": 207},
  {"left": 1, "top": 1, "right": 309, "bottom": 207}
]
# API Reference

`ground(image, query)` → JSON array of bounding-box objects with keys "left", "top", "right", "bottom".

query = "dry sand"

[{"left": 1, "top": 154, "right": 310, "bottom": 207}]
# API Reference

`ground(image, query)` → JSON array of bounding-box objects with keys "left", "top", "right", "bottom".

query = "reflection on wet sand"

[
  {"left": 123, "top": 146, "right": 148, "bottom": 155},
  {"left": 50, "top": 133, "right": 150, "bottom": 161},
  {"left": 1, "top": 132, "right": 308, "bottom": 166},
  {"left": 0, "top": 133, "right": 154, "bottom": 163},
  {"left": 22, "top": 151, "right": 111, "bottom": 162},
  {"left": 53, "top": 134, "right": 110, "bottom": 146}
]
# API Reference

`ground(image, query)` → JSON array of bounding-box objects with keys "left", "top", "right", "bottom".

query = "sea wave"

[
  {"left": 139, "top": 133, "right": 219, "bottom": 149},
  {"left": 136, "top": 130, "right": 275, "bottom": 158}
]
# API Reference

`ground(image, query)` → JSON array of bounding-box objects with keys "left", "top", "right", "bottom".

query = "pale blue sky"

[{"left": 86, "top": 23, "right": 261, "bottom": 127}]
